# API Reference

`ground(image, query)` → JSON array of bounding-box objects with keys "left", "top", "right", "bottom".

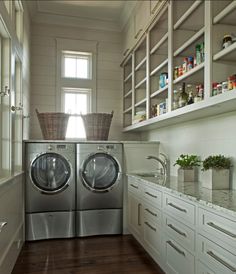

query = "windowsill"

[{"left": 0, "top": 171, "right": 24, "bottom": 195}]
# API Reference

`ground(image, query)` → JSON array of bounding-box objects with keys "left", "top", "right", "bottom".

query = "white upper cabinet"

[{"left": 134, "top": 1, "right": 150, "bottom": 41}]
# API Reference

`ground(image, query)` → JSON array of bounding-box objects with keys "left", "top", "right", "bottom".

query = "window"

[
  {"left": 56, "top": 38, "right": 97, "bottom": 139},
  {"left": 62, "top": 88, "right": 91, "bottom": 139},
  {"left": 62, "top": 51, "right": 92, "bottom": 79}
]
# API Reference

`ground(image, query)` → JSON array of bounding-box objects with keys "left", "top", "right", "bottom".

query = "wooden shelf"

[
  {"left": 123, "top": 89, "right": 236, "bottom": 132},
  {"left": 150, "top": 59, "right": 168, "bottom": 76},
  {"left": 123, "top": 106, "right": 132, "bottom": 114},
  {"left": 213, "top": 1, "right": 236, "bottom": 24},
  {"left": 124, "top": 72, "right": 132, "bottom": 83},
  {"left": 135, "top": 77, "right": 146, "bottom": 89},
  {"left": 151, "top": 86, "right": 168, "bottom": 98},
  {"left": 173, "top": 62, "right": 204, "bottom": 85},
  {"left": 124, "top": 89, "right": 132, "bottom": 98},
  {"left": 174, "top": 0, "right": 203, "bottom": 30},
  {"left": 135, "top": 98, "right": 146, "bottom": 107},
  {"left": 135, "top": 57, "right": 147, "bottom": 71},
  {"left": 174, "top": 27, "right": 204, "bottom": 57},
  {"left": 213, "top": 42, "right": 236, "bottom": 62},
  {"left": 150, "top": 33, "right": 168, "bottom": 55}
]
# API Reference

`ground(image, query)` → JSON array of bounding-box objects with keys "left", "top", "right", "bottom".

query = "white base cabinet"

[{"left": 127, "top": 175, "right": 236, "bottom": 274}]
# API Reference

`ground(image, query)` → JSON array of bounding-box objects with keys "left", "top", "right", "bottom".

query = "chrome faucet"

[{"left": 146, "top": 155, "right": 167, "bottom": 185}]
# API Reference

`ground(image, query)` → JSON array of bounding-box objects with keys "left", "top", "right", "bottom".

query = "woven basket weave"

[
  {"left": 81, "top": 111, "right": 113, "bottom": 141},
  {"left": 36, "top": 109, "right": 70, "bottom": 140}
]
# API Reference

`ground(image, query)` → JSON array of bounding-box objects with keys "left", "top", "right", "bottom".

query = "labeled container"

[
  {"left": 212, "top": 82, "right": 218, "bottom": 96},
  {"left": 222, "top": 81, "right": 228, "bottom": 93},
  {"left": 159, "top": 72, "right": 168, "bottom": 88},
  {"left": 187, "top": 56, "right": 194, "bottom": 71}
]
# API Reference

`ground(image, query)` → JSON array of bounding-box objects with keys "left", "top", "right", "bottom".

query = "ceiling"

[{"left": 35, "top": 0, "right": 126, "bottom": 22}]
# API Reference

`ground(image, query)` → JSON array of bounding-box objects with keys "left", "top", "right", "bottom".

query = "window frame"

[
  {"left": 61, "top": 51, "right": 92, "bottom": 80},
  {"left": 56, "top": 38, "right": 97, "bottom": 140}
]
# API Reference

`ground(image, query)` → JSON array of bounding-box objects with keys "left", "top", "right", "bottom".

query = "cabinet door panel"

[
  {"left": 128, "top": 192, "right": 142, "bottom": 238},
  {"left": 164, "top": 236, "right": 195, "bottom": 274},
  {"left": 198, "top": 207, "right": 236, "bottom": 249},
  {"left": 143, "top": 214, "right": 163, "bottom": 262},
  {"left": 197, "top": 261, "right": 216, "bottom": 274},
  {"left": 197, "top": 234, "right": 236, "bottom": 274},
  {"left": 163, "top": 193, "right": 196, "bottom": 226}
]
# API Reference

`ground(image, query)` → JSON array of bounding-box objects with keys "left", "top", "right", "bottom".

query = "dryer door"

[
  {"left": 80, "top": 152, "right": 120, "bottom": 192},
  {"left": 30, "top": 152, "right": 72, "bottom": 194}
]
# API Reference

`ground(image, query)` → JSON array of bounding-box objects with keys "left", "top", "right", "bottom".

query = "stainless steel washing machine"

[
  {"left": 76, "top": 143, "right": 123, "bottom": 237},
  {"left": 25, "top": 142, "right": 75, "bottom": 241}
]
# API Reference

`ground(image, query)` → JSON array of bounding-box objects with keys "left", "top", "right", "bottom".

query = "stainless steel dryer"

[
  {"left": 25, "top": 142, "right": 75, "bottom": 241},
  {"left": 76, "top": 143, "right": 123, "bottom": 237}
]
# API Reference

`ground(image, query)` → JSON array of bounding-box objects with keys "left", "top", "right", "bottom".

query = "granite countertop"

[{"left": 127, "top": 174, "right": 236, "bottom": 218}]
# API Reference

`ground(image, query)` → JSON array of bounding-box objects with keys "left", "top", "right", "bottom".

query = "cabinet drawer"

[
  {"left": 128, "top": 178, "right": 140, "bottom": 196},
  {"left": 164, "top": 236, "right": 195, "bottom": 274},
  {"left": 143, "top": 184, "right": 162, "bottom": 208},
  {"left": 197, "top": 235, "right": 236, "bottom": 274},
  {"left": 143, "top": 201, "right": 162, "bottom": 226},
  {"left": 197, "top": 261, "right": 216, "bottom": 274},
  {"left": 143, "top": 215, "right": 162, "bottom": 261},
  {"left": 164, "top": 215, "right": 195, "bottom": 253},
  {"left": 163, "top": 193, "right": 196, "bottom": 226},
  {"left": 199, "top": 208, "right": 236, "bottom": 249}
]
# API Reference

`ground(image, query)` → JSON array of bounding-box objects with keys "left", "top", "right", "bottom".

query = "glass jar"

[
  {"left": 222, "top": 35, "right": 232, "bottom": 49},
  {"left": 212, "top": 82, "right": 218, "bottom": 96},
  {"left": 216, "top": 83, "right": 222, "bottom": 94},
  {"left": 173, "top": 89, "right": 179, "bottom": 110},
  {"left": 222, "top": 81, "right": 228, "bottom": 93},
  {"left": 178, "top": 83, "right": 188, "bottom": 108}
]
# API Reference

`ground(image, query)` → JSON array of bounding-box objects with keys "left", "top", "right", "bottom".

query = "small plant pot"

[
  {"left": 201, "top": 168, "right": 230, "bottom": 189},
  {"left": 178, "top": 167, "right": 198, "bottom": 182}
]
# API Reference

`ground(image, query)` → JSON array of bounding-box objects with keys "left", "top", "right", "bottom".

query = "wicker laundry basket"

[
  {"left": 36, "top": 109, "right": 70, "bottom": 140},
  {"left": 81, "top": 111, "right": 114, "bottom": 141}
]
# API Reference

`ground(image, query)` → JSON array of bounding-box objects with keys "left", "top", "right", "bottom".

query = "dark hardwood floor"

[{"left": 12, "top": 235, "right": 164, "bottom": 274}]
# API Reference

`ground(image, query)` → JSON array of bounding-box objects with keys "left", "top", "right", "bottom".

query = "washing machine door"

[
  {"left": 30, "top": 152, "right": 72, "bottom": 194},
  {"left": 80, "top": 152, "right": 121, "bottom": 192}
]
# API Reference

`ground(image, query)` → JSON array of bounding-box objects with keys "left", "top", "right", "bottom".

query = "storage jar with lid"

[{"left": 222, "top": 35, "right": 232, "bottom": 49}]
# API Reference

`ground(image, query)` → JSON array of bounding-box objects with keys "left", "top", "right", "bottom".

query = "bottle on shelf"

[
  {"left": 186, "top": 84, "right": 194, "bottom": 105},
  {"left": 178, "top": 82, "right": 188, "bottom": 108},
  {"left": 173, "top": 89, "right": 179, "bottom": 110}
]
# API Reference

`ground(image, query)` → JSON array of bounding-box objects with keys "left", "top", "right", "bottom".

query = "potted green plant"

[
  {"left": 202, "top": 155, "right": 231, "bottom": 189},
  {"left": 174, "top": 154, "right": 201, "bottom": 182}
]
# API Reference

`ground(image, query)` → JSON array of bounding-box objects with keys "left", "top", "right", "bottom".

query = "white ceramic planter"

[
  {"left": 201, "top": 168, "right": 230, "bottom": 189},
  {"left": 178, "top": 167, "right": 198, "bottom": 182}
]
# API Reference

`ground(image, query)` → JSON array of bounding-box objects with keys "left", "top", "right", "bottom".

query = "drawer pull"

[
  {"left": 0, "top": 222, "right": 7, "bottom": 232},
  {"left": 135, "top": 29, "right": 143, "bottom": 39},
  {"left": 145, "top": 192, "right": 157, "bottom": 198},
  {"left": 145, "top": 208, "right": 157, "bottom": 217},
  {"left": 207, "top": 222, "right": 236, "bottom": 238},
  {"left": 167, "top": 223, "right": 186, "bottom": 237},
  {"left": 144, "top": 221, "right": 156, "bottom": 232},
  {"left": 207, "top": 251, "right": 236, "bottom": 272},
  {"left": 130, "top": 184, "right": 138, "bottom": 189},
  {"left": 167, "top": 240, "right": 185, "bottom": 257},
  {"left": 138, "top": 203, "right": 141, "bottom": 226},
  {"left": 167, "top": 202, "right": 187, "bottom": 213}
]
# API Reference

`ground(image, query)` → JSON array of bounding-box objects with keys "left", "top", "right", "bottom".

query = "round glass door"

[
  {"left": 30, "top": 152, "right": 71, "bottom": 194},
  {"left": 80, "top": 152, "right": 120, "bottom": 192}
]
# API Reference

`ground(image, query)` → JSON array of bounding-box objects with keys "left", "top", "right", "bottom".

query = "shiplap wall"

[
  {"left": 141, "top": 111, "right": 236, "bottom": 189},
  {"left": 30, "top": 23, "right": 136, "bottom": 140}
]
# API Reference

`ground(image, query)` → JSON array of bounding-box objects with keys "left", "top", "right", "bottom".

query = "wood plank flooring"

[{"left": 12, "top": 235, "right": 165, "bottom": 274}]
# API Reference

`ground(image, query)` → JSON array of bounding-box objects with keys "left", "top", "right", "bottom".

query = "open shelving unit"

[{"left": 121, "top": 0, "right": 236, "bottom": 132}]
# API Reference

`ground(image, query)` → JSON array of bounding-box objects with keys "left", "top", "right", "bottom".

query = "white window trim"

[{"left": 56, "top": 38, "right": 98, "bottom": 114}]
